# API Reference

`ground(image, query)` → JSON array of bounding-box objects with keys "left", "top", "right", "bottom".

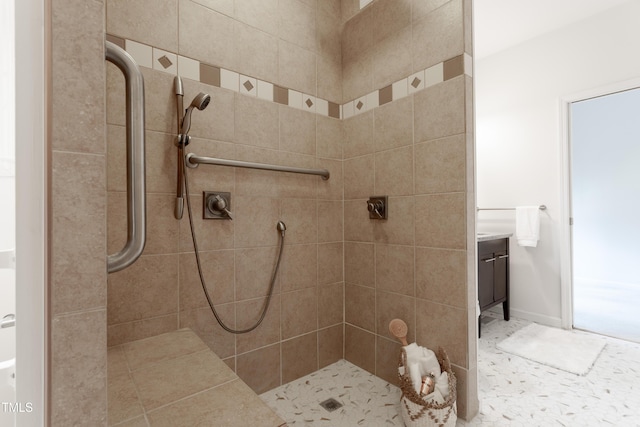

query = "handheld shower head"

[
  {"left": 180, "top": 92, "right": 211, "bottom": 136},
  {"left": 276, "top": 221, "right": 286, "bottom": 237}
]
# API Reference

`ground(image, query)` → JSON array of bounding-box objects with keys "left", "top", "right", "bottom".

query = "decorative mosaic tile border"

[{"left": 106, "top": 34, "right": 472, "bottom": 121}]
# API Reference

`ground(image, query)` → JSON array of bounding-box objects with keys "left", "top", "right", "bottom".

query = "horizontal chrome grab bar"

[
  {"left": 186, "top": 152, "right": 330, "bottom": 180},
  {"left": 477, "top": 205, "right": 546, "bottom": 211},
  {"left": 1, "top": 314, "right": 15, "bottom": 329},
  {"left": 106, "top": 40, "right": 147, "bottom": 273}
]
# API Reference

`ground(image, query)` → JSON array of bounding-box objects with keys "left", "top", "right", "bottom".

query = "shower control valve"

[
  {"left": 204, "top": 191, "right": 233, "bottom": 220},
  {"left": 367, "top": 196, "right": 388, "bottom": 220}
]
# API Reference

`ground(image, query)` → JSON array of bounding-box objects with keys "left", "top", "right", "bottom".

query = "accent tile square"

[
  {"left": 379, "top": 85, "right": 392, "bottom": 106},
  {"left": 315, "top": 98, "right": 329, "bottom": 117},
  {"left": 274, "top": 85, "right": 289, "bottom": 105},
  {"left": 220, "top": 69, "right": 240, "bottom": 92},
  {"left": 106, "top": 34, "right": 125, "bottom": 50},
  {"left": 257, "top": 80, "right": 274, "bottom": 101},
  {"left": 178, "top": 56, "right": 200, "bottom": 82},
  {"left": 342, "top": 101, "right": 354, "bottom": 119},
  {"left": 425, "top": 63, "right": 444, "bottom": 88},
  {"left": 152, "top": 49, "right": 177, "bottom": 75},
  {"left": 328, "top": 102, "right": 341, "bottom": 119},
  {"left": 354, "top": 95, "right": 368, "bottom": 115},
  {"left": 302, "top": 95, "right": 316, "bottom": 113},
  {"left": 240, "top": 75, "right": 257, "bottom": 96},
  {"left": 125, "top": 40, "right": 153, "bottom": 69},
  {"left": 407, "top": 70, "right": 425, "bottom": 94},
  {"left": 288, "top": 89, "right": 303, "bottom": 110},
  {"left": 443, "top": 55, "right": 464, "bottom": 81},
  {"left": 392, "top": 78, "right": 408, "bottom": 101},
  {"left": 366, "top": 91, "right": 379, "bottom": 111},
  {"left": 199, "top": 63, "right": 220, "bottom": 87}
]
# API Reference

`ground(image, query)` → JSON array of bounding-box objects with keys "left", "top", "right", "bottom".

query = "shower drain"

[{"left": 319, "top": 398, "right": 343, "bottom": 412}]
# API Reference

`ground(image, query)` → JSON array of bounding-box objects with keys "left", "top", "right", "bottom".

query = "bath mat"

[{"left": 496, "top": 323, "right": 605, "bottom": 375}]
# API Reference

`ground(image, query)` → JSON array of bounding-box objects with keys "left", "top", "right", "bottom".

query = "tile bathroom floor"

[{"left": 261, "top": 314, "right": 640, "bottom": 426}]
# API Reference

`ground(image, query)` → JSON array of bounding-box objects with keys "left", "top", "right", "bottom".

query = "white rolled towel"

[
  {"left": 418, "top": 348, "right": 441, "bottom": 378},
  {"left": 421, "top": 388, "right": 445, "bottom": 405},
  {"left": 408, "top": 362, "right": 422, "bottom": 394},
  {"left": 434, "top": 371, "right": 450, "bottom": 399}
]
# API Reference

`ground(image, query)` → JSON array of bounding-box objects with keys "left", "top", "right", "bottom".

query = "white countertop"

[{"left": 477, "top": 232, "right": 513, "bottom": 242}]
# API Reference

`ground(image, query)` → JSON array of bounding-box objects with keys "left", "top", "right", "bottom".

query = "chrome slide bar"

[
  {"left": 106, "top": 40, "right": 147, "bottom": 273},
  {"left": 477, "top": 205, "right": 547, "bottom": 211},
  {"left": 185, "top": 153, "right": 330, "bottom": 180}
]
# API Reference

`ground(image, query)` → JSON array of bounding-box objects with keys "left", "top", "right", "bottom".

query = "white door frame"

[
  {"left": 15, "top": 0, "right": 47, "bottom": 425},
  {"left": 559, "top": 76, "right": 640, "bottom": 330}
]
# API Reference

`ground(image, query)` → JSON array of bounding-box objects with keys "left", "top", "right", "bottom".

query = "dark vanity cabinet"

[{"left": 478, "top": 237, "right": 510, "bottom": 337}]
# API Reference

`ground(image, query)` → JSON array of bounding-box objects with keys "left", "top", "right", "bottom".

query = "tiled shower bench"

[{"left": 107, "top": 328, "right": 286, "bottom": 426}]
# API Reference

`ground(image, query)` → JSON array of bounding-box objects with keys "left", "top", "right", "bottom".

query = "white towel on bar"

[{"left": 516, "top": 206, "right": 540, "bottom": 247}]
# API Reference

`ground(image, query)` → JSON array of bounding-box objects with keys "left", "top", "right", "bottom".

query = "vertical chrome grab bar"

[{"left": 105, "top": 40, "right": 146, "bottom": 273}]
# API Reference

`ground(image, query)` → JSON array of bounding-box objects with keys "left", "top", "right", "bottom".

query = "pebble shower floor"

[{"left": 260, "top": 314, "right": 640, "bottom": 426}]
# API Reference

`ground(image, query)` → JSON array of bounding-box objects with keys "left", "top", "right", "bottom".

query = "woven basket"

[{"left": 398, "top": 347, "right": 457, "bottom": 427}]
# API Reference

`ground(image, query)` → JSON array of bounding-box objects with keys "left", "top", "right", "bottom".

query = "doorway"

[{"left": 570, "top": 86, "right": 640, "bottom": 343}]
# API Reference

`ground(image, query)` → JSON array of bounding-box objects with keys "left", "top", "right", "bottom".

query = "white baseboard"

[{"left": 487, "top": 306, "right": 562, "bottom": 328}]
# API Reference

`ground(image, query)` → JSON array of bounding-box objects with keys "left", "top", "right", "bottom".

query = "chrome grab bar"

[
  {"left": 1, "top": 314, "right": 15, "bottom": 329},
  {"left": 185, "top": 153, "right": 330, "bottom": 180},
  {"left": 105, "top": 40, "right": 147, "bottom": 273}
]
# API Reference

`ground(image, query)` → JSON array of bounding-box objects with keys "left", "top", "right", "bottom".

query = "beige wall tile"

[
  {"left": 235, "top": 246, "right": 281, "bottom": 300},
  {"left": 414, "top": 76, "right": 466, "bottom": 143},
  {"left": 51, "top": 310, "right": 107, "bottom": 426},
  {"left": 375, "top": 336, "right": 401, "bottom": 385},
  {"left": 191, "top": 0, "right": 234, "bottom": 17},
  {"left": 345, "top": 198, "right": 375, "bottom": 242},
  {"left": 279, "top": 0, "right": 317, "bottom": 51},
  {"left": 341, "top": 6, "right": 372, "bottom": 62},
  {"left": 343, "top": 111, "right": 374, "bottom": 159},
  {"left": 236, "top": 295, "right": 281, "bottom": 353},
  {"left": 415, "top": 299, "right": 467, "bottom": 367},
  {"left": 317, "top": 116, "right": 343, "bottom": 160},
  {"left": 375, "top": 244, "right": 414, "bottom": 296},
  {"left": 282, "top": 332, "right": 318, "bottom": 383},
  {"left": 344, "top": 155, "right": 375, "bottom": 200},
  {"left": 140, "top": 67, "right": 180, "bottom": 135},
  {"left": 375, "top": 290, "right": 415, "bottom": 341},
  {"left": 182, "top": 138, "right": 236, "bottom": 196},
  {"left": 280, "top": 199, "right": 318, "bottom": 244},
  {"left": 414, "top": 193, "right": 466, "bottom": 249},
  {"left": 317, "top": 9, "right": 343, "bottom": 67},
  {"left": 51, "top": 152, "right": 106, "bottom": 315},
  {"left": 412, "top": 0, "right": 450, "bottom": 22},
  {"left": 179, "top": 305, "right": 236, "bottom": 359},
  {"left": 344, "top": 325, "right": 375, "bottom": 374},
  {"left": 278, "top": 40, "right": 317, "bottom": 95},
  {"left": 107, "top": 345, "right": 129, "bottom": 377},
  {"left": 235, "top": 0, "right": 279, "bottom": 36},
  {"left": 412, "top": 0, "right": 464, "bottom": 71},
  {"left": 344, "top": 241, "right": 375, "bottom": 286},
  {"left": 234, "top": 22, "right": 279, "bottom": 83},
  {"left": 374, "top": 146, "right": 414, "bottom": 196},
  {"left": 318, "top": 282, "right": 344, "bottom": 328},
  {"left": 374, "top": 96, "right": 413, "bottom": 152},
  {"left": 233, "top": 196, "right": 280, "bottom": 248},
  {"left": 372, "top": 196, "right": 415, "bottom": 246},
  {"left": 342, "top": 51, "right": 374, "bottom": 102},
  {"left": 415, "top": 134, "right": 466, "bottom": 194},
  {"left": 318, "top": 324, "right": 344, "bottom": 368},
  {"left": 371, "top": 0, "right": 411, "bottom": 45},
  {"left": 416, "top": 247, "right": 466, "bottom": 308},
  {"left": 341, "top": 0, "right": 360, "bottom": 23},
  {"left": 281, "top": 287, "right": 318, "bottom": 339},
  {"left": 179, "top": 0, "right": 237, "bottom": 69},
  {"left": 280, "top": 243, "right": 318, "bottom": 292},
  {"left": 107, "top": 314, "right": 178, "bottom": 347},
  {"left": 317, "top": 56, "right": 343, "bottom": 104},
  {"left": 183, "top": 81, "right": 236, "bottom": 142},
  {"left": 318, "top": 201, "right": 344, "bottom": 243},
  {"left": 146, "top": 379, "right": 285, "bottom": 426},
  {"left": 345, "top": 283, "right": 375, "bottom": 331},
  {"left": 318, "top": 242, "right": 344, "bottom": 285},
  {"left": 279, "top": 107, "right": 317, "bottom": 155},
  {"left": 234, "top": 146, "right": 280, "bottom": 197},
  {"left": 317, "top": 158, "right": 344, "bottom": 201},
  {"left": 237, "top": 344, "right": 281, "bottom": 394},
  {"left": 107, "top": 255, "right": 179, "bottom": 325},
  {"left": 179, "top": 250, "right": 235, "bottom": 310},
  {"left": 52, "top": 0, "right": 105, "bottom": 154},
  {"left": 107, "top": 0, "right": 178, "bottom": 52},
  {"left": 278, "top": 152, "right": 320, "bottom": 199},
  {"left": 235, "top": 95, "right": 279, "bottom": 150}
]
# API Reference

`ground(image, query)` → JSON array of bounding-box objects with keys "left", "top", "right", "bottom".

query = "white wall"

[{"left": 475, "top": 0, "right": 640, "bottom": 326}]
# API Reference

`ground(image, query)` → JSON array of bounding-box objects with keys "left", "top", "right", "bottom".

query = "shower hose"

[{"left": 182, "top": 154, "right": 284, "bottom": 334}]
